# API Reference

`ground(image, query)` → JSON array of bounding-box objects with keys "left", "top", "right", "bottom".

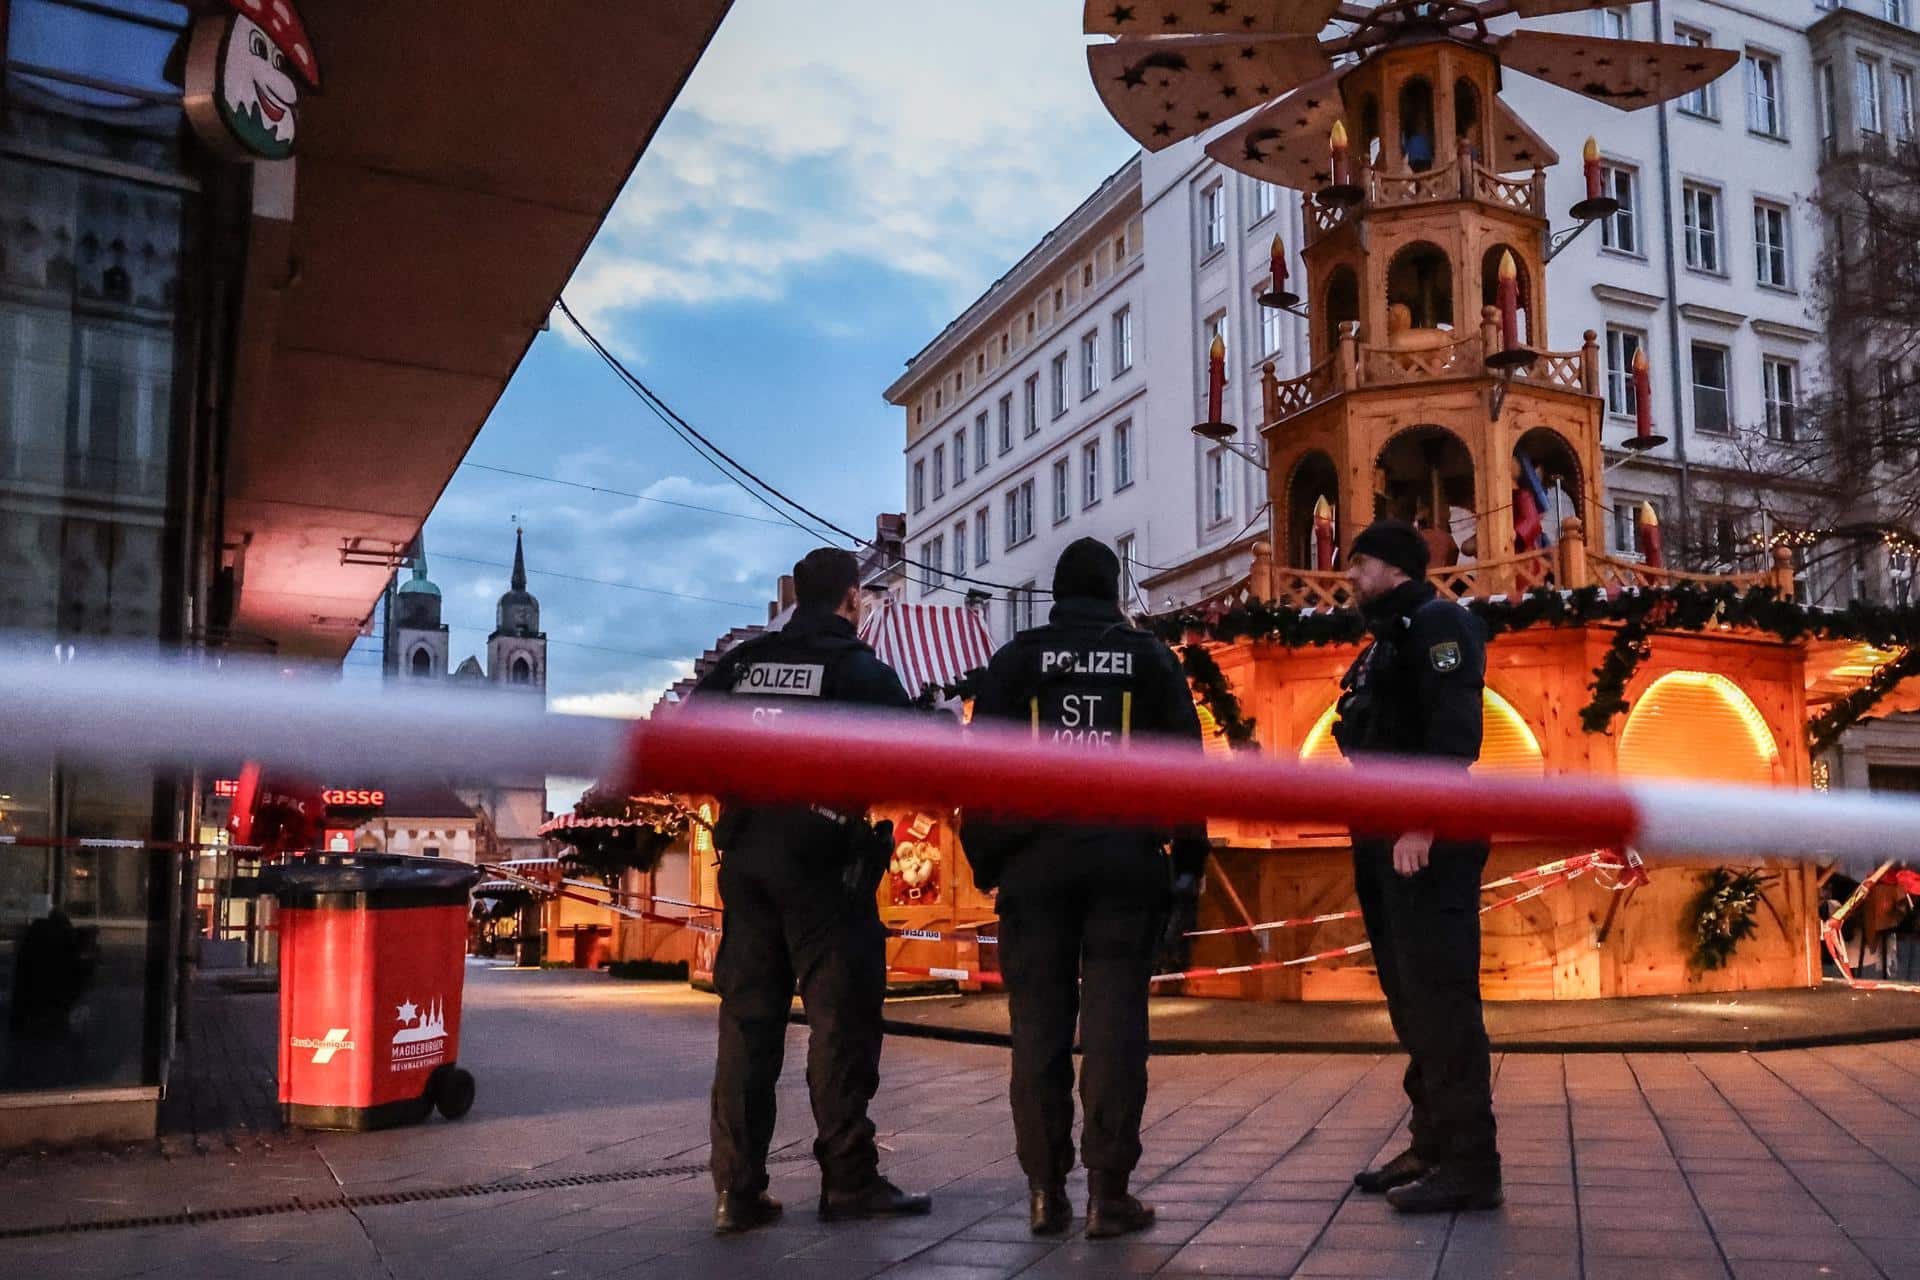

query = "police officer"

[
  {"left": 693, "top": 547, "right": 932, "bottom": 1234},
  {"left": 965, "top": 538, "right": 1208, "bottom": 1240},
  {"left": 1334, "top": 520, "right": 1502, "bottom": 1214}
]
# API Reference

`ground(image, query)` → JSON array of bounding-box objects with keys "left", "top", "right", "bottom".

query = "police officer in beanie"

[
  {"left": 964, "top": 537, "right": 1208, "bottom": 1239},
  {"left": 1334, "top": 519, "right": 1502, "bottom": 1213},
  {"left": 692, "top": 547, "right": 932, "bottom": 1233}
]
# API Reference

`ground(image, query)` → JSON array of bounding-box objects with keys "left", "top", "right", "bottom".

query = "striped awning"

[{"left": 859, "top": 599, "right": 996, "bottom": 696}]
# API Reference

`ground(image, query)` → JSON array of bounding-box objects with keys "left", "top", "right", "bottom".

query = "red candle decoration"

[
  {"left": 1497, "top": 250, "right": 1521, "bottom": 352},
  {"left": 1269, "top": 232, "right": 1288, "bottom": 294},
  {"left": 1206, "top": 331, "right": 1226, "bottom": 424},
  {"left": 1583, "top": 135, "right": 1603, "bottom": 203},
  {"left": 1329, "top": 119, "right": 1351, "bottom": 188},
  {"left": 1632, "top": 347, "right": 1654, "bottom": 441},
  {"left": 1637, "top": 501, "right": 1664, "bottom": 569},
  {"left": 1312, "top": 495, "right": 1336, "bottom": 571}
]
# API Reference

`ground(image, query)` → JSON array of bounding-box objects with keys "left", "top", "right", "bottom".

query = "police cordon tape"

[
  {"left": 4, "top": 654, "right": 1919, "bottom": 872},
  {"left": 1821, "top": 861, "right": 1920, "bottom": 995},
  {"left": 524, "top": 863, "right": 1594, "bottom": 988}
]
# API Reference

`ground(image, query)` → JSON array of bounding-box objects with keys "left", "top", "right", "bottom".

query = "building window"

[
  {"left": 1082, "top": 440, "right": 1101, "bottom": 509},
  {"left": 1112, "top": 306, "right": 1134, "bottom": 375},
  {"left": 920, "top": 537, "right": 943, "bottom": 595},
  {"left": 1206, "top": 447, "right": 1231, "bottom": 525},
  {"left": 998, "top": 394, "right": 1014, "bottom": 454},
  {"left": 1114, "top": 231, "right": 1127, "bottom": 260},
  {"left": 1605, "top": 327, "right": 1646, "bottom": 418},
  {"left": 1052, "top": 457, "right": 1071, "bottom": 524},
  {"left": 953, "top": 429, "right": 967, "bottom": 485},
  {"left": 1024, "top": 374, "right": 1040, "bottom": 436},
  {"left": 1117, "top": 533, "right": 1138, "bottom": 603},
  {"left": 1054, "top": 286, "right": 1064, "bottom": 314},
  {"left": 1009, "top": 582, "right": 1037, "bottom": 632},
  {"left": 953, "top": 521, "right": 969, "bottom": 575},
  {"left": 1612, "top": 500, "right": 1655, "bottom": 557},
  {"left": 932, "top": 444, "right": 946, "bottom": 498},
  {"left": 1896, "top": 67, "right": 1916, "bottom": 142},
  {"left": 1763, "top": 357, "right": 1800, "bottom": 443},
  {"left": 1676, "top": 28, "right": 1717, "bottom": 117},
  {"left": 912, "top": 460, "right": 926, "bottom": 512},
  {"left": 1683, "top": 184, "right": 1722, "bottom": 273},
  {"left": 1200, "top": 180, "right": 1226, "bottom": 254},
  {"left": 1746, "top": 51, "right": 1784, "bottom": 138},
  {"left": 1006, "top": 480, "right": 1035, "bottom": 547},
  {"left": 411, "top": 648, "right": 433, "bottom": 677},
  {"left": 510, "top": 655, "right": 533, "bottom": 685},
  {"left": 1592, "top": 7, "right": 1630, "bottom": 40},
  {"left": 1050, "top": 352, "right": 1069, "bottom": 418},
  {"left": 974, "top": 412, "right": 989, "bottom": 471},
  {"left": 1599, "top": 162, "right": 1640, "bottom": 254},
  {"left": 1890, "top": 0, "right": 1913, "bottom": 27},
  {"left": 1860, "top": 56, "right": 1884, "bottom": 138},
  {"left": 1114, "top": 420, "right": 1135, "bottom": 491},
  {"left": 1754, "top": 201, "right": 1792, "bottom": 289},
  {"left": 1260, "top": 295, "right": 1286, "bottom": 355},
  {"left": 975, "top": 508, "right": 991, "bottom": 566},
  {"left": 1081, "top": 330, "right": 1101, "bottom": 399},
  {"left": 1251, "top": 178, "right": 1277, "bottom": 223},
  {"left": 1691, "top": 343, "right": 1731, "bottom": 435}
]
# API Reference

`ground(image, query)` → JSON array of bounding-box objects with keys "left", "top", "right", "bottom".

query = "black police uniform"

[
  {"left": 1333, "top": 577, "right": 1499, "bottom": 1179},
  {"left": 967, "top": 595, "right": 1207, "bottom": 1204},
  {"left": 692, "top": 605, "right": 911, "bottom": 1203}
]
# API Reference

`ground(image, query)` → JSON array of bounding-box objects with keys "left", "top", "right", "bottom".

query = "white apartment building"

[{"left": 887, "top": 1, "right": 1918, "bottom": 637}]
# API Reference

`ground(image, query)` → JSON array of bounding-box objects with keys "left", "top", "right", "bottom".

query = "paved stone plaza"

[{"left": 2, "top": 966, "right": 1918, "bottom": 1279}]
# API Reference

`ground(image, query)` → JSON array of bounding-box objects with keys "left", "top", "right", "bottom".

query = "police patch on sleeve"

[{"left": 1429, "top": 641, "right": 1462, "bottom": 673}]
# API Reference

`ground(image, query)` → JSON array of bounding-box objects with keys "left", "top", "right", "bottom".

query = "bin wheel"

[{"left": 434, "top": 1067, "right": 476, "bottom": 1120}]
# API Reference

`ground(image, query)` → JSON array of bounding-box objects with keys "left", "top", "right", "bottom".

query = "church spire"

[
  {"left": 410, "top": 533, "right": 431, "bottom": 585},
  {"left": 510, "top": 526, "right": 527, "bottom": 592}
]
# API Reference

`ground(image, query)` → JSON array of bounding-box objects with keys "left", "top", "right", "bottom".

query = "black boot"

[
  {"left": 1353, "top": 1148, "right": 1432, "bottom": 1194},
  {"left": 818, "top": 1176, "right": 933, "bottom": 1222},
  {"left": 1084, "top": 1170, "right": 1155, "bottom": 1239},
  {"left": 713, "top": 1190, "right": 783, "bottom": 1234},
  {"left": 1029, "top": 1183, "right": 1072, "bottom": 1236},
  {"left": 1386, "top": 1162, "right": 1504, "bottom": 1214}
]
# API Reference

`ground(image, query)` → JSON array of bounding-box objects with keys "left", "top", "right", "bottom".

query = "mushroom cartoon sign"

[{"left": 184, "top": 0, "right": 321, "bottom": 162}]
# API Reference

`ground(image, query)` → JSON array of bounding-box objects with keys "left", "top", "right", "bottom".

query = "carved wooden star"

[
  {"left": 1196, "top": 108, "right": 1214, "bottom": 122},
  {"left": 1162, "top": 11, "right": 1180, "bottom": 25},
  {"left": 1241, "top": 47, "right": 1257, "bottom": 60},
  {"left": 1153, "top": 119, "right": 1175, "bottom": 137},
  {"left": 1108, "top": 4, "right": 1136, "bottom": 23},
  {"left": 1209, "top": 59, "right": 1226, "bottom": 73},
  {"left": 1210, "top": 0, "right": 1231, "bottom": 13},
  {"left": 1221, "top": 84, "right": 1240, "bottom": 99},
  {"left": 1118, "top": 66, "right": 1148, "bottom": 89}
]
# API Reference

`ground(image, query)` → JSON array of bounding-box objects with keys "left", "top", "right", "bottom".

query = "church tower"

[
  {"left": 487, "top": 529, "right": 546, "bottom": 694},
  {"left": 385, "top": 536, "right": 450, "bottom": 680}
]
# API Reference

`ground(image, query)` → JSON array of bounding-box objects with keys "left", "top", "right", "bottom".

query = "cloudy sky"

[{"left": 346, "top": 4, "right": 1136, "bottom": 738}]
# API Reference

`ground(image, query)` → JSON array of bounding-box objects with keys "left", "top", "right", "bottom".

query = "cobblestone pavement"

[{"left": 2, "top": 965, "right": 1918, "bottom": 1279}]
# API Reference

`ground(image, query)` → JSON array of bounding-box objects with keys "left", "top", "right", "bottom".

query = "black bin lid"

[{"left": 265, "top": 852, "right": 482, "bottom": 902}]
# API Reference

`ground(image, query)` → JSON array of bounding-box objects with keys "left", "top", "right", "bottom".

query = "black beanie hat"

[
  {"left": 1350, "top": 519, "right": 1429, "bottom": 582},
  {"left": 1052, "top": 537, "right": 1122, "bottom": 602}
]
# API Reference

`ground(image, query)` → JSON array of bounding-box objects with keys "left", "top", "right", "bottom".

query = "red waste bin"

[{"left": 270, "top": 854, "right": 481, "bottom": 1130}]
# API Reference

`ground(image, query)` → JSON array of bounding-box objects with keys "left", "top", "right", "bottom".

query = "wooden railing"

[
  {"left": 1360, "top": 333, "right": 1485, "bottom": 384},
  {"left": 1429, "top": 548, "right": 1559, "bottom": 603},
  {"left": 1370, "top": 159, "right": 1461, "bottom": 210},
  {"left": 1511, "top": 349, "right": 1588, "bottom": 393},
  {"left": 1587, "top": 554, "right": 1773, "bottom": 594},
  {"left": 1299, "top": 148, "right": 1546, "bottom": 247},
  {"left": 1265, "top": 325, "right": 1601, "bottom": 424}
]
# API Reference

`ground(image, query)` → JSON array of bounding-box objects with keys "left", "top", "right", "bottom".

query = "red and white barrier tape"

[
  {"left": 4, "top": 656, "right": 1917, "bottom": 871},
  {"left": 1820, "top": 860, "right": 1920, "bottom": 993}
]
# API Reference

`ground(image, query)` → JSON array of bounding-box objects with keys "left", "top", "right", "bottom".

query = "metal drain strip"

[{"left": 0, "top": 1150, "right": 812, "bottom": 1241}]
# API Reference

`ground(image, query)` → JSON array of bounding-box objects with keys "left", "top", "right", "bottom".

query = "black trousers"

[
  {"left": 1353, "top": 839, "right": 1498, "bottom": 1168},
  {"left": 710, "top": 850, "right": 887, "bottom": 1195},
  {"left": 997, "top": 843, "right": 1169, "bottom": 1187}
]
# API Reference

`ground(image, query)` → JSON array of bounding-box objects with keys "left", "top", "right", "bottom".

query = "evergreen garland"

[
  {"left": 1688, "top": 867, "right": 1772, "bottom": 971},
  {"left": 1181, "top": 643, "right": 1259, "bottom": 749},
  {"left": 1154, "top": 584, "right": 1920, "bottom": 745},
  {"left": 1809, "top": 647, "right": 1920, "bottom": 755}
]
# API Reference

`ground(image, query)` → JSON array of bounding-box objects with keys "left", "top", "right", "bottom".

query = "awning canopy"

[
  {"left": 223, "top": 1, "right": 731, "bottom": 658},
  {"left": 859, "top": 599, "right": 995, "bottom": 696}
]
